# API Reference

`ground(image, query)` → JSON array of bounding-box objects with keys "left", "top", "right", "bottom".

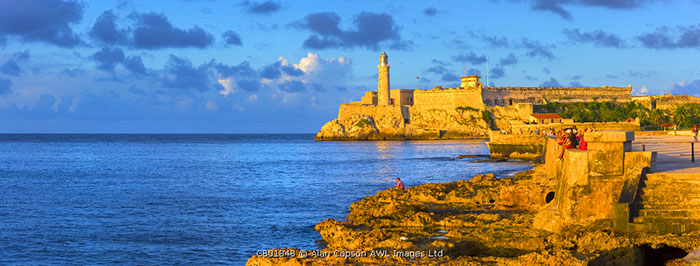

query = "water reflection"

[{"left": 374, "top": 141, "right": 400, "bottom": 180}]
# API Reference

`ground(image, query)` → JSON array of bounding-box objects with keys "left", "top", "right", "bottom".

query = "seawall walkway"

[{"left": 632, "top": 135, "right": 700, "bottom": 173}]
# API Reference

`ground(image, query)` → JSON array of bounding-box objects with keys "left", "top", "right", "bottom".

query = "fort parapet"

[
  {"left": 482, "top": 86, "right": 631, "bottom": 106},
  {"left": 632, "top": 93, "right": 700, "bottom": 110}
]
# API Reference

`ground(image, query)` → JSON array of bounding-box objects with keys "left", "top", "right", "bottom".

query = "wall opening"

[
  {"left": 635, "top": 244, "right": 687, "bottom": 266},
  {"left": 545, "top": 192, "right": 555, "bottom": 203}
]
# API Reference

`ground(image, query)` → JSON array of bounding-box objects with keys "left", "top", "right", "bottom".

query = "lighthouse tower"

[{"left": 377, "top": 52, "right": 391, "bottom": 105}]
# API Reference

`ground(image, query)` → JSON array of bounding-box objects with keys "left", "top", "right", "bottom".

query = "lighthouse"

[{"left": 377, "top": 52, "right": 391, "bottom": 105}]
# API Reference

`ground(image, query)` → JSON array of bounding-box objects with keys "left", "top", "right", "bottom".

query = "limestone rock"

[
  {"left": 315, "top": 103, "right": 489, "bottom": 141},
  {"left": 247, "top": 165, "right": 700, "bottom": 265},
  {"left": 315, "top": 119, "right": 347, "bottom": 140}
]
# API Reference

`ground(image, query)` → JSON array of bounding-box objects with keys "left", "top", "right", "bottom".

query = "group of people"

[
  {"left": 500, "top": 126, "right": 597, "bottom": 137},
  {"left": 555, "top": 126, "right": 590, "bottom": 160},
  {"left": 501, "top": 127, "right": 545, "bottom": 135}
]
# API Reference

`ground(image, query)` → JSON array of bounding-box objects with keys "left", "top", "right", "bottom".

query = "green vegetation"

[
  {"left": 482, "top": 110, "right": 494, "bottom": 128},
  {"left": 455, "top": 106, "right": 482, "bottom": 128},
  {"left": 535, "top": 101, "right": 644, "bottom": 123},
  {"left": 672, "top": 103, "right": 700, "bottom": 128},
  {"left": 533, "top": 101, "right": 698, "bottom": 129},
  {"left": 456, "top": 106, "right": 481, "bottom": 112},
  {"left": 354, "top": 118, "right": 372, "bottom": 128}
]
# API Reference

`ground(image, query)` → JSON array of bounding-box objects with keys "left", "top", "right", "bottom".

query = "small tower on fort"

[
  {"left": 377, "top": 52, "right": 391, "bottom": 105},
  {"left": 460, "top": 75, "right": 483, "bottom": 88}
]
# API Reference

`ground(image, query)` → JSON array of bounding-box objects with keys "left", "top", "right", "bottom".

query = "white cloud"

[
  {"left": 633, "top": 85, "right": 650, "bottom": 95},
  {"left": 218, "top": 76, "right": 236, "bottom": 96},
  {"left": 215, "top": 53, "right": 352, "bottom": 106},
  {"left": 639, "top": 85, "right": 649, "bottom": 94},
  {"left": 291, "top": 52, "right": 352, "bottom": 87}
]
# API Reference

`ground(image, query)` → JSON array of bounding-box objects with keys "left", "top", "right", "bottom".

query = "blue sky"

[{"left": 0, "top": 0, "right": 699, "bottom": 133}]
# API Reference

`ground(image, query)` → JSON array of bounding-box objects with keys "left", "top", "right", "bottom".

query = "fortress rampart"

[
  {"left": 482, "top": 86, "right": 631, "bottom": 106},
  {"left": 412, "top": 87, "right": 485, "bottom": 111},
  {"left": 633, "top": 94, "right": 700, "bottom": 110},
  {"left": 354, "top": 52, "right": 632, "bottom": 111}
]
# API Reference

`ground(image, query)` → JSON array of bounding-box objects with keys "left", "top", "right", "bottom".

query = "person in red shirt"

[
  {"left": 394, "top": 178, "right": 405, "bottom": 190},
  {"left": 556, "top": 130, "right": 573, "bottom": 161},
  {"left": 579, "top": 127, "right": 588, "bottom": 151}
]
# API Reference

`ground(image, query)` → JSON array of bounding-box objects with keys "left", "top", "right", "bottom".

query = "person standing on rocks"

[{"left": 394, "top": 178, "right": 405, "bottom": 190}]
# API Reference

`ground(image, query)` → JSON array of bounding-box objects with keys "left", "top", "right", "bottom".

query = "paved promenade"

[{"left": 632, "top": 135, "right": 700, "bottom": 173}]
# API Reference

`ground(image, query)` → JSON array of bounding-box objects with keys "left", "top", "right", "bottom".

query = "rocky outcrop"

[
  {"left": 248, "top": 165, "right": 700, "bottom": 265},
  {"left": 315, "top": 103, "right": 489, "bottom": 141}
]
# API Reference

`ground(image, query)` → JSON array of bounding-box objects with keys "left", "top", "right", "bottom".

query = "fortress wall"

[
  {"left": 413, "top": 88, "right": 485, "bottom": 111},
  {"left": 486, "top": 133, "right": 547, "bottom": 161},
  {"left": 482, "top": 87, "right": 632, "bottom": 106},
  {"left": 653, "top": 95, "right": 700, "bottom": 110},
  {"left": 338, "top": 103, "right": 408, "bottom": 128},
  {"left": 390, "top": 89, "right": 414, "bottom": 106},
  {"left": 360, "top": 91, "right": 377, "bottom": 105},
  {"left": 632, "top": 95, "right": 700, "bottom": 110}
]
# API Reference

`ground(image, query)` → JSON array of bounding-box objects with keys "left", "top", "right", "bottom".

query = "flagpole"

[{"left": 486, "top": 55, "right": 489, "bottom": 87}]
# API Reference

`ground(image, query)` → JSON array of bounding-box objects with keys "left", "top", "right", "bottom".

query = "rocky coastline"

[{"left": 247, "top": 163, "right": 700, "bottom": 265}]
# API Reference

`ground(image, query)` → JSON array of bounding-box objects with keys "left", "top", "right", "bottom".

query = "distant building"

[{"left": 530, "top": 113, "right": 563, "bottom": 124}]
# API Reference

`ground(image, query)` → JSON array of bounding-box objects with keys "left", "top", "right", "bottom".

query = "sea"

[{"left": 0, "top": 134, "right": 533, "bottom": 265}]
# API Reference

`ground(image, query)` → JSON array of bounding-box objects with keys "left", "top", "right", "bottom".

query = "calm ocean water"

[{"left": 0, "top": 134, "right": 532, "bottom": 265}]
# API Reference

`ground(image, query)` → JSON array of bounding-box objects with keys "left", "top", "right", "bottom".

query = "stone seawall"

[
  {"left": 485, "top": 122, "right": 642, "bottom": 161},
  {"left": 486, "top": 133, "right": 547, "bottom": 161}
]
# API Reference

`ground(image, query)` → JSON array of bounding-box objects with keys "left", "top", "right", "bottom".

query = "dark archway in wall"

[
  {"left": 635, "top": 244, "right": 688, "bottom": 266},
  {"left": 545, "top": 191, "right": 555, "bottom": 203}
]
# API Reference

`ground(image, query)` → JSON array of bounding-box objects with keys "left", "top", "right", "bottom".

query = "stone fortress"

[
  {"left": 315, "top": 52, "right": 634, "bottom": 140},
  {"left": 364, "top": 52, "right": 631, "bottom": 109}
]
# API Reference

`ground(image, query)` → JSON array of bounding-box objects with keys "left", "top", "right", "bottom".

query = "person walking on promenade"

[
  {"left": 394, "top": 178, "right": 405, "bottom": 190},
  {"left": 693, "top": 124, "right": 698, "bottom": 141}
]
